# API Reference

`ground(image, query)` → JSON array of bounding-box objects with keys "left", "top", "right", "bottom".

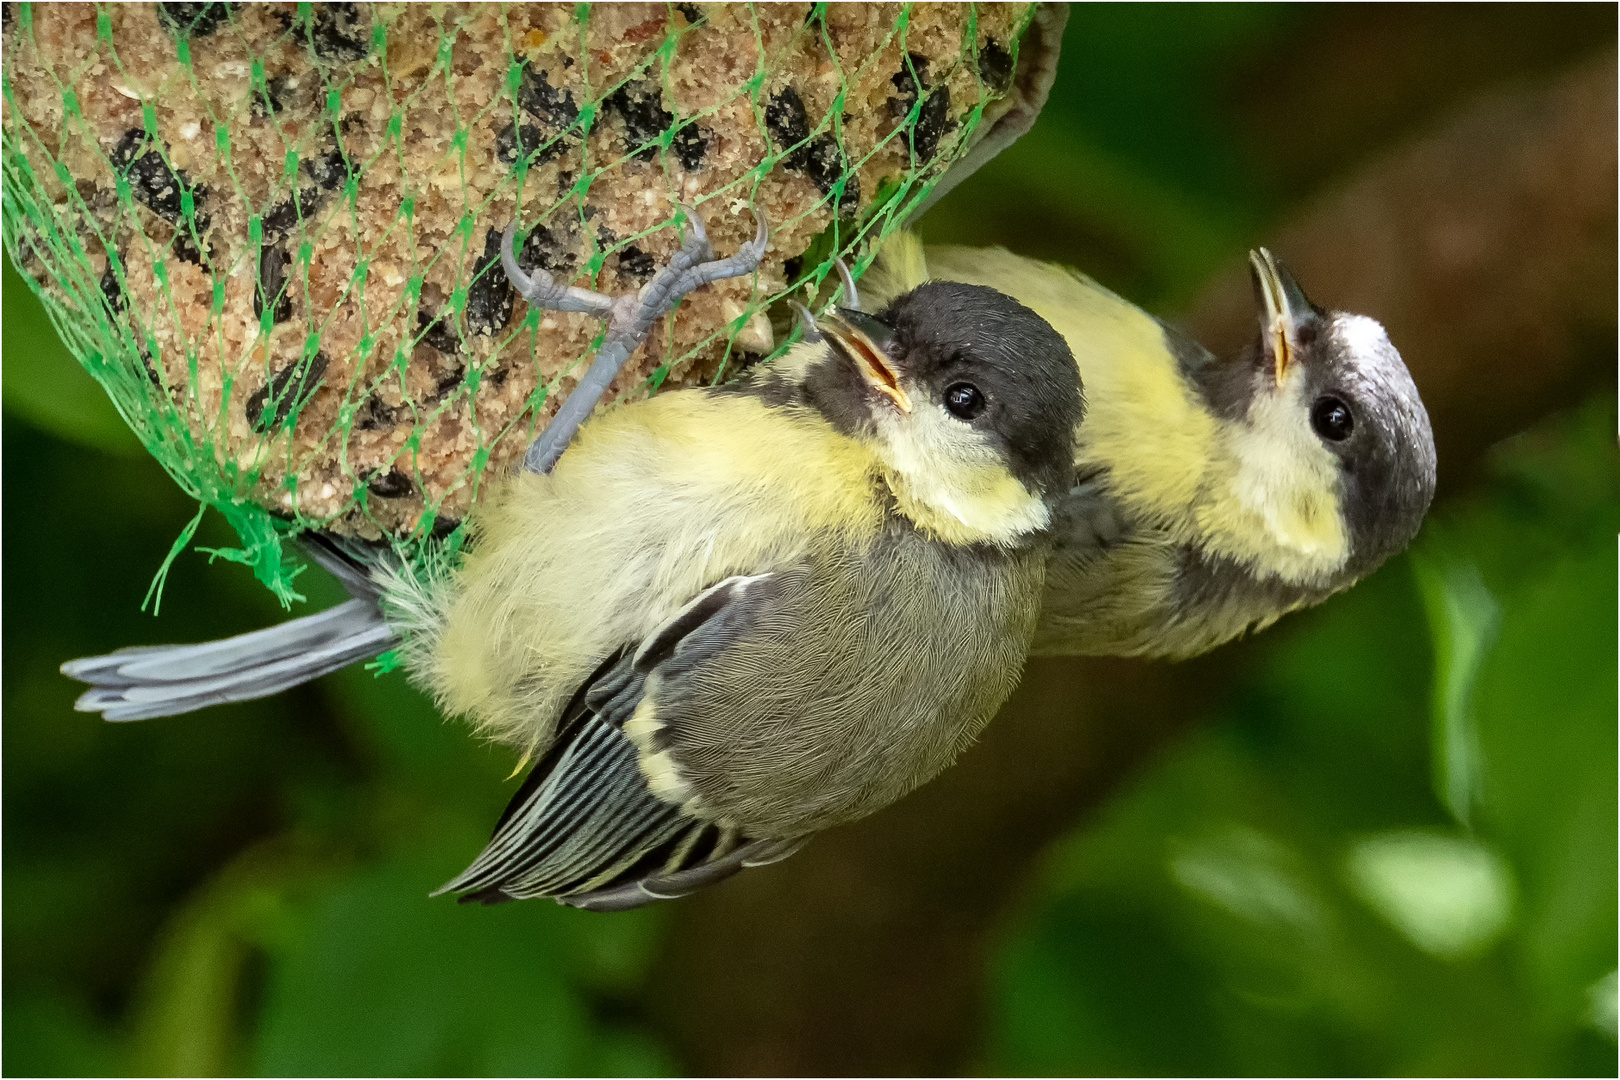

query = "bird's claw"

[
  {"left": 789, "top": 256, "right": 859, "bottom": 342},
  {"left": 619, "top": 206, "right": 769, "bottom": 339},
  {"left": 834, "top": 257, "right": 860, "bottom": 312},
  {"left": 506, "top": 205, "right": 770, "bottom": 475},
  {"left": 790, "top": 301, "right": 821, "bottom": 341},
  {"left": 500, "top": 222, "right": 614, "bottom": 315}
]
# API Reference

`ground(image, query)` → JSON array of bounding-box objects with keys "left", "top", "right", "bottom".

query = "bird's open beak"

[
  {"left": 821, "top": 308, "right": 913, "bottom": 413},
  {"left": 1249, "top": 248, "right": 1315, "bottom": 388}
]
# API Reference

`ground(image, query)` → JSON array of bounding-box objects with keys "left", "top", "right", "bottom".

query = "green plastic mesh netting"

[{"left": 2, "top": 1, "right": 1042, "bottom": 606}]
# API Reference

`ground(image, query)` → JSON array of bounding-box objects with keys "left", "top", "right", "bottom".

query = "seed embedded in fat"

[{"left": 723, "top": 299, "right": 774, "bottom": 353}]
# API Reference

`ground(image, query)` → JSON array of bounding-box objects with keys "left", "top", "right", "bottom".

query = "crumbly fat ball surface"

[{"left": 4, "top": 2, "right": 1030, "bottom": 539}]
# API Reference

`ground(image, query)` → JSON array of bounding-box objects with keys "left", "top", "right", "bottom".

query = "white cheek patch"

[
  {"left": 872, "top": 402, "right": 1050, "bottom": 547},
  {"left": 1202, "top": 365, "right": 1350, "bottom": 582}
]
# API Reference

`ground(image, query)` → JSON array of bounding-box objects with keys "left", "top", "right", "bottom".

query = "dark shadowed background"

[{"left": 5, "top": 5, "right": 1616, "bottom": 1076}]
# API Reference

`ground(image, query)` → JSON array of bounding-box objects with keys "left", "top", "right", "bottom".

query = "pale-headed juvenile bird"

[
  {"left": 64, "top": 209, "right": 1085, "bottom": 909},
  {"left": 860, "top": 235, "right": 1437, "bottom": 659}
]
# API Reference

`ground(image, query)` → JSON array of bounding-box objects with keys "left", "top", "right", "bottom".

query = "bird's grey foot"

[{"left": 503, "top": 206, "right": 769, "bottom": 475}]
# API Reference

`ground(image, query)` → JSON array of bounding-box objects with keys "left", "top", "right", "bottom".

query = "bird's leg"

[{"left": 504, "top": 206, "right": 769, "bottom": 475}]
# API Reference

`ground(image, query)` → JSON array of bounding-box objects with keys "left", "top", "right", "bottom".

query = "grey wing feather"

[
  {"left": 562, "top": 835, "right": 809, "bottom": 912},
  {"left": 437, "top": 575, "right": 807, "bottom": 909},
  {"left": 1048, "top": 470, "right": 1126, "bottom": 562},
  {"left": 435, "top": 707, "right": 688, "bottom": 901},
  {"left": 434, "top": 698, "right": 710, "bottom": 906}
]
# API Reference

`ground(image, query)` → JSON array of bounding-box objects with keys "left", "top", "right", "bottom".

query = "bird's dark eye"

[
  {"left": 1311, "top": 395, "right": 1354, "bottom": 441},
  {"left": 944, "top": 382, "right": 985, "bottom": 420}
]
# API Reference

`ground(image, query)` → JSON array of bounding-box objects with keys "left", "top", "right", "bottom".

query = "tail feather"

[
  {"left": 62, "top": 598, "right": 396, "bottom": 721},
  {"left": 299, "top": 532, "right": 389, "bottom": 602}
]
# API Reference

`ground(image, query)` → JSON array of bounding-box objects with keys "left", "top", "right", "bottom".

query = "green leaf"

[
  {"left": 1, "top": 994, "right": 124, "bottom": 1078},
  {"left": 250, "top": 854, "right": 674, "bottom": 1077},
  {"left": 1410, "top": 530, "right": 1501, "bottom": 828},
  {"left": 1344, "top": 830, "right": 1515, "bottom": 960},
  {"left": 125, "top": 840, "right": 327, "bottom": 1078}
]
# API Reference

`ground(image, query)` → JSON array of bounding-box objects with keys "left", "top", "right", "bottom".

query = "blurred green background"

[{"left": 4, "top": 4, "right": 1615, "bottom": 1076}]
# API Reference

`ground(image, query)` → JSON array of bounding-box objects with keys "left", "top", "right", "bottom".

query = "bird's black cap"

[{"left": 880, "top": 281, "right": 1084, "bottom": 502}]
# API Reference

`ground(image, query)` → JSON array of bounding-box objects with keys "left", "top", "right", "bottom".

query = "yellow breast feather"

[{"left": 427, "top": 389, "right": 885, "bottom": 754}]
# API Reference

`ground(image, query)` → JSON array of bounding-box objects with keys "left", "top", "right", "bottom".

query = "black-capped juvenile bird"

[
  {"left": 64, "top": 208, "right": 1086, "bottom": 909},
  {"left": 861, "top": 234, "right": 1437, "bottom": 658},
  {"left": 417, "top": 279, "right": 1080, "bottom": 908}
]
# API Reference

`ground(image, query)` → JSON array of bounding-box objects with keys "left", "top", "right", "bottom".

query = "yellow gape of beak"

[
  {"left": 821, "top": 309, "right": 913, "bottom": 414},
  {"left": 1249, "top": 247, "right": 1308, "bottom": 388}
]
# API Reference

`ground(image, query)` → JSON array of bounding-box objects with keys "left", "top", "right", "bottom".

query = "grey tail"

[{"left": 61, "top": 535, "right": 398, "bottom": 721}]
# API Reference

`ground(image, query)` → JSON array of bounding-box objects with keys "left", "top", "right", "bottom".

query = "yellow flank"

[
  {"left": 862, "top": 230, "right": 931, "bottom": 308},
  {"left": 426, "top": 387, "right": 886, "bottom": 754},
  {"left": 919, "top": 241, "right": 1349, "bottom": 584}
]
